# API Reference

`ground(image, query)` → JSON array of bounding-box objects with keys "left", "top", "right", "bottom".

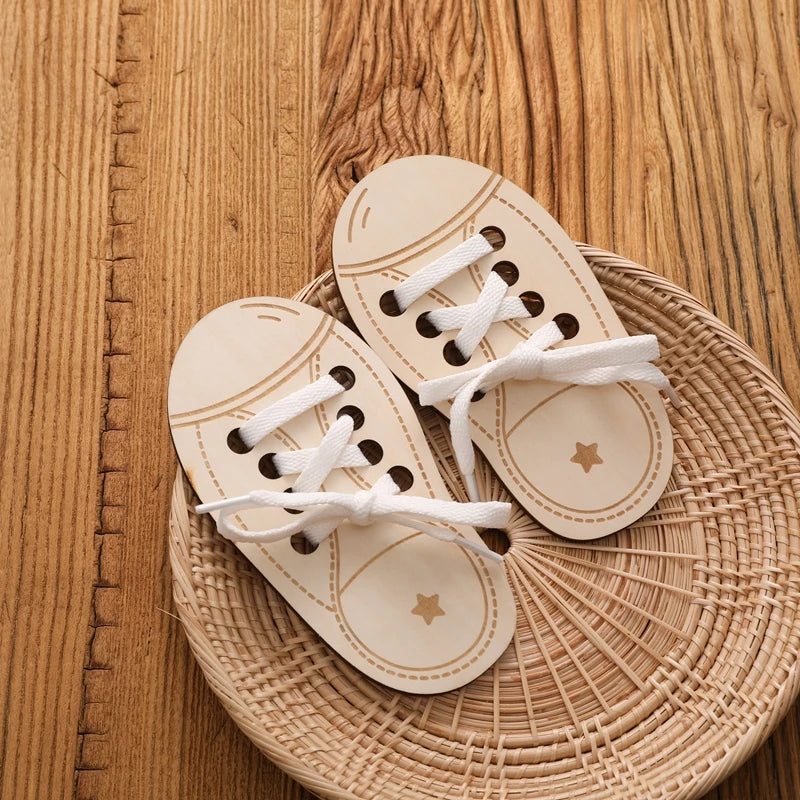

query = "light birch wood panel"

[{"left": 2, "top": 0, "right": 799, "bottom": 798}]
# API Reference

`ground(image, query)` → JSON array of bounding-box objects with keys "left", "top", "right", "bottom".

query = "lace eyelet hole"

[
  {"left": 290, "top": 532, "right": 318, "bottom": 554},
  {"left": 388, "top": 465, "right": 414, "bottom": 491},
  {"left": 443, "top": 340, "right": 470, "bottom": 366},
  {"left": 283, "top": 487, "right": 302, "bottom": 514},
  {"left": 337, "top": 405, "right": 365, "bottom": 429},
  {"left": 471, "top": 390, "right": 486, "bottom": 403},
  {"left": 227, "top": 428, "right": 253, "bottom": 454},
  {"left": 554, "top": 313, "right": 580, "bottom": 339},
  {"left": 492, "top": 260, "right": 519, "bottom": 286},
  {"left": 415, "top": 312, "right": 440, "bottom": 338},
  {"left": 520, "top": 291, "right": 545, "bottom": 318},
  {"left": 358, "top": 439, "right": 384, "bottom": 465},
  {"left": 329, "top": 365, "right": 356, "bottom": 389},
  {"left": 479, "top": 527, "right": 510, "bottom": 555},
  {"left": 258, "top": 453, "right": 281, "bottom": 479},
  {"left": 379, "top": 290, "right": 403, "bottom": 316},
  {"left": 479, "top": 226, "right": 506, "bottom": 250}
]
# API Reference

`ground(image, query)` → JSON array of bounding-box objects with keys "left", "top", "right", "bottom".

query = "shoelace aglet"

[
  {"left": 455, "top": 535, "right": 503, "bottom": 563},
  {"left": 664, "top": 383, "right": 682, "bottom": 409},
  {"left": 196, "top": 495, "right": 251, "bottom": 514},
  {"left": 418, "top": 517, "right": 504, "bottom": 563}
]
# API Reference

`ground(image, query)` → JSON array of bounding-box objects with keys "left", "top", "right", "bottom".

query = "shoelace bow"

[
  {"left": 390, "top": 233, "right": 678, "bottom": 503},
  {"left": 198, "top": 472, "right": 508, "bottom": 562},
  {"left": 196, "top": 371, "right": 508, "bottom": 562}
]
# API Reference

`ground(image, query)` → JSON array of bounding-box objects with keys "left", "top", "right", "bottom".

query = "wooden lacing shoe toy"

[
  {"left": 333, "top": 155, "right": 676, "bottom": 539},
  {"left": 168, "top": 297, "right": 516, "bottom": 693}
]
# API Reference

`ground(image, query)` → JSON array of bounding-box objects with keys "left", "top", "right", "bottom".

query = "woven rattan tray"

[{"left": 169, "top": 246, "right": 800, "bottom": 800}]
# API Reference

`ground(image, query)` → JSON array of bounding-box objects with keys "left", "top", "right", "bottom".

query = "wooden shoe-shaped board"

[
  {"left": 168, "top": 298, "right": 515, "bottom": 693},
  {"left": 333, "top": 155, "right": 674, "bottom": 539}
]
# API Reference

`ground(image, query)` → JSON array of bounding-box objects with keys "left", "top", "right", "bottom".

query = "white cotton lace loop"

[
  {"left": 393, "top": 234, "right": 496, "bottom": 312},
  {"left": 238, "top": 372, "right": 344, "bottom": 448},
  {"left": 273, "top": 443, "right": 368, "bottom": 475},
  {"left": 419, "top": 321, "right": 678, "bottom": 502},
  {"left": 202, "top": 362, "right": 510, "bottom": 560},
  {"left": 196, "top": 472, "right": 509, "bottom": 563},
  {"left": 453, "top": 270, "right": 509, "bottom": 358},
  {"left": 291, "top": 414, "right": 365, "bottom": 493},
  {"left": 427, "top": 296, "right": 528, "bottom": 330}
]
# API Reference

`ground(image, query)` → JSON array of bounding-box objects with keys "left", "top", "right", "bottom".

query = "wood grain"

[
  {"left": 77, "top": 1, "right": 316, "bottom": 797},
  {"left": 1, "top": 1, "right": 115, "bottom": 797},
  {"left": 1, "top": 0, "right": 798, "bottom": 798}
]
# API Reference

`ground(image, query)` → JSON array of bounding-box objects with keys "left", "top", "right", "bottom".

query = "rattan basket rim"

[{"left": 169, "top": 245, "right": 800, "bottom": 800}]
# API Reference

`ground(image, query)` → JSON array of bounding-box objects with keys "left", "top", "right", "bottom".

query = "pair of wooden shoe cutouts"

[{"left": 168, "top": 156, "right": 675, "bottom": 693}]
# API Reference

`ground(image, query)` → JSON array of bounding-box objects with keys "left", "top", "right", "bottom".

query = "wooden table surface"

[{"left": 3, "top": 1, "right": 800, "bottom": 798}]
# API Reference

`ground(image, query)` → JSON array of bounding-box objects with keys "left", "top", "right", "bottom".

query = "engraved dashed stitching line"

[
  {"left": 333, "top": 534, "right": 495, "bottom": 670},
  {"left": 329, "top": 510, "right": 337, "bottom": 614},
  {"left": 356, "top": 279, "right": 425, "bottom": 385},
  {"left": 330, "top": 541, "right": 500, "bottom": 678},
  {"left": 170, "top": 315, "right": 332, "bottom": 426},
  {"left": 494, "top": 195, "right": 610, "bottom": 337},
  {"left": 338, "top": 174, "right": 502, "bottom": 272},
  {"left": 250, "top": 358, "right": 337, "bottom": 611},
  {"left": 328, "top": 328, "right": 436, "bottom": 498},
  {"left": 196, "top": 425, "right": 222, "bottom": 494},
  {"left": 195, "top": 425, "right": 249, "bottom": 548},
  {"left": 194, "top": 351, "right": 333, "bottom": 611},
  {"left": 493, "top": 382, "right": 663, "bottom": 522},
  {"left": 191, "top": 304, "right": 505, "bottom": 680}
]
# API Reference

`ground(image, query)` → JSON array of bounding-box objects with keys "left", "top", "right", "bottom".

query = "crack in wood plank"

[{"left": 75, "top": 7, "right": 140, "bottom": 797}]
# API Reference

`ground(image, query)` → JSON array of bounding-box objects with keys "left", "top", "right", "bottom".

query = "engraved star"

[
  {"left": 571, "top": 442, "right": 603, "bottom": 473},
  {"left": 411, "top": 593, "right": 445, "bottom": 625}
]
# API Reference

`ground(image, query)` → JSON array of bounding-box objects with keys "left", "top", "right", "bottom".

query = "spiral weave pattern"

[{"left": 169, "top": 246, "right": 800, "bottom": 800}]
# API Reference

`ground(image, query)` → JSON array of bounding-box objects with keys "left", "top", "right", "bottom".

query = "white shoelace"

[
  {"left": 390, "top": 233, "right": 678, "bottom": 502},
  {"left": 198, "top": 371, "right": 509, "bottom": 562},
  {"left": 197, "top": 473, "right": 508, "bottom": 562}
]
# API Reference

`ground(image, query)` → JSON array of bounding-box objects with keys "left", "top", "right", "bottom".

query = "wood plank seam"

[{"left": 74, "top": 5, "right": 141, "bottom": 796}]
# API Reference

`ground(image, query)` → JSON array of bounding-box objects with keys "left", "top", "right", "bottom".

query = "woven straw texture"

[{"left": 169, "top": 246, "right": 800, "bottom": 800}]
